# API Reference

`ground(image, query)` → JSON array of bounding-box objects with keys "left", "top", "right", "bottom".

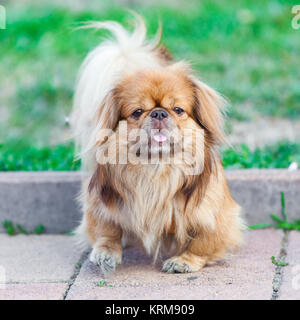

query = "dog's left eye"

[
  {"left": 173, "top": 107, "right": 184, "bottom": 115},
  {"left": 131, "top": 109, "right": 144, "bottom": 119}
]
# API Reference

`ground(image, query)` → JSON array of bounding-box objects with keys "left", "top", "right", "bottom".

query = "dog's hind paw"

[{"left": 90, "top": 248, "right": 121, "bottom": 274}]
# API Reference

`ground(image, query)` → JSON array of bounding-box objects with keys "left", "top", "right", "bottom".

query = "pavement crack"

[
  {"left": 62, "top": 250, "right": 89, "bottom": 300},
  {"left": 271, "top": 230, "right": 289, "bottom": 300}
]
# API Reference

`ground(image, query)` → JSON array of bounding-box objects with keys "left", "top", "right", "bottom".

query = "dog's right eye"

[{"left": 131, "top": 109, "right": 144, "bottom": 119}]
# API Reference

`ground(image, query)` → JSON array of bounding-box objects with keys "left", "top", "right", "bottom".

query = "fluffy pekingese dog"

[{"left": 71, "top": 15, "right": 245, "bottom": 274}]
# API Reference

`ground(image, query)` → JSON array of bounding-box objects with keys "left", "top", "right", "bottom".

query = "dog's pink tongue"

[{"left": 153, "top": 133, "right": 167, "bottom": 143}]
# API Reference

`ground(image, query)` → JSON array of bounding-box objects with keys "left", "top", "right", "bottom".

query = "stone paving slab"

[
  {"left": 66, "top": 230, "right": 281, "bottom": 300},
  {"left": 279, "top": 231, "right": 300, "bottom": 300},
  {"left": 0, "top": 170, "right": 299, "bottom": 233},
  {"left": 0, "top": 234, "right": 81, "bottom": 283},
  {"left": 0, "top": 283, "right": 68, "bottom": 300}
]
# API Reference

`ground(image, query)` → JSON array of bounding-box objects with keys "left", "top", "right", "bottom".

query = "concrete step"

[
  {"left": 0, "top": 230, "right": 299, "bottom": 300},
  {"left": 0, "top": 170, "right": 299, "bottom": 234}
]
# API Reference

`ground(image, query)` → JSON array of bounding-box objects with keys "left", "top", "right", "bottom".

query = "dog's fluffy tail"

[{"left": 71, "top": 14, "right": 163, "bottom": 170}]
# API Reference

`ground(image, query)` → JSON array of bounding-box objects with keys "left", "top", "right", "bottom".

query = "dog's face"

[
  {"left": 117, "top": 68, "right": 200, "bottom": 158},
  {"left": 95, "top": 63, "right": 225, "bottom": 167}
]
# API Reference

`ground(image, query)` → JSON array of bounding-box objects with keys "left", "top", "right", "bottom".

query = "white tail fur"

[{"left": 71, "top": 14, "right": 163, "bottom": 170}]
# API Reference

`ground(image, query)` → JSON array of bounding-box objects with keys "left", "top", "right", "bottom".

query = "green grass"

[
  {"left": 0, "top": 0, "right": 299, "bottom": 147},
  {"left": 97, "top": 280, "right": 113, "bottom": 287},
  {"left": 2, "top": 220, "right": 45, "bottom": 235},
  {"left": 222, "top": 142, "right": 300, "bottom": 169},
  {"left": 269, "top": 192, "right": 300, "bottom": 231},
  {"left": 0, "top": 141, "right": 80, "bottom": 171},
  {"left": 271, "top": 256, "right": 288, "bottom": 267},
  {"left": 0, "top": 141, "right": 298, "bottom": 171},
  {"left": 249, "top": 192, "right": 300, "bottom": 231}
]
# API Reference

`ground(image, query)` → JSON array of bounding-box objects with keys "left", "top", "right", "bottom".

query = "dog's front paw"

[
  {"left": 162, "top": 255, "right": 204, "bottom": 273},
  {"left": 90, "top": 248, "right": 122, "bottom": 273}
]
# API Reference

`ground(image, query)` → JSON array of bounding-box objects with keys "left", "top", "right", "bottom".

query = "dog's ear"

[
  {"left": 88, "top": 164, "right": 122, "bottom": 209},
  {"left": 191, "top": 78, "right": 226, "bottom": 146},
  {"left": 93, "top": 88, "right": 121, "bottom": 146},
  {"left": 178, "top": 77, "right": 225, "bottom": 209},
  {"left": 88, "top": 90, "right": 122, "bottom": 206},
  {"left": 97, "top": 89, "right": 120, "bottom": 130}
]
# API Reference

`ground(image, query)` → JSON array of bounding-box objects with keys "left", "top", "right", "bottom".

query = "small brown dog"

[{"left": 71, "top": 15, "right": 245, "bottom": 273}]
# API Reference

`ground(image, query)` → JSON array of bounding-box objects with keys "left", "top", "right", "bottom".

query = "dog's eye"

[
  {"left": 131, "top": 109, "right": 144, "bottom": 119},
  {"left": 173, "top": 107, "right": 184, "bottom": 115}
]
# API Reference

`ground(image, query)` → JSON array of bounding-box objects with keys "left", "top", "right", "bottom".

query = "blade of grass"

[
  {"left": 33, "top": 225, "right": 45, "bottom": 235},
  {"left": 248, "top": 223, "right": 273, "bottom": 230},
  {"left": 271, "top": 256, "right": 288, "bottom": 267},
  {"left": 17, "top": 224, "right": 29, "bottom": 235},
  {"left": 270, "top": 214, "right": 284, "bottom": 223},
  {"left": 281, "top": 192, "right": 288, "bottom": 222},
  {"left": 3, "top": 220, "right": 16, "bottom": 235}
]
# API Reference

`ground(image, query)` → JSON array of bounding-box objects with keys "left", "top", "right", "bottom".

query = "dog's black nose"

[{"left": 150, "top": 109, "right": 168, "bottom": 120}]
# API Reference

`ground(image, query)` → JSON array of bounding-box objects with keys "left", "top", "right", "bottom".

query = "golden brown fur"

[{"left": 72, "top": 17, "right": 245, "bottom": 274}]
